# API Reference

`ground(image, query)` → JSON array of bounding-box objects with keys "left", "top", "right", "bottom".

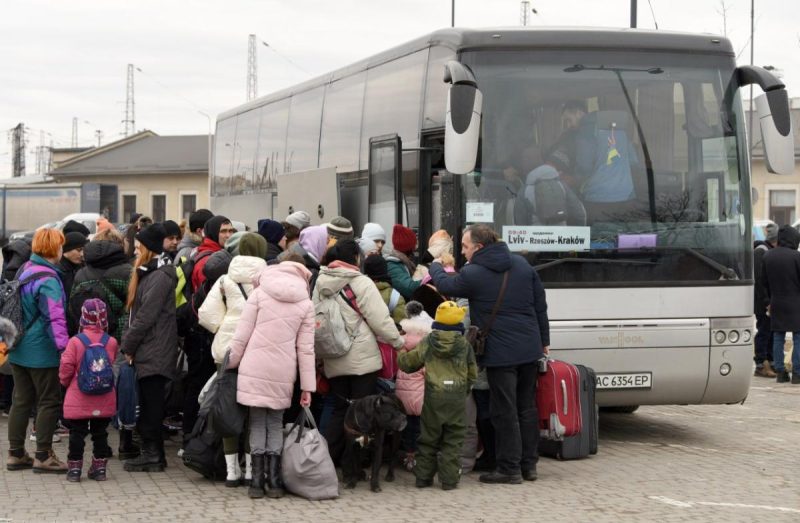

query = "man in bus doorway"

[{"left": 428, "top": 224, "right": 550, "bottom": 483}]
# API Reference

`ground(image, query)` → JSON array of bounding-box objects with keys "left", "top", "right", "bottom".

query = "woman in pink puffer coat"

[{"left": 227, "top": 257, "right": 316, "bottom": 499}]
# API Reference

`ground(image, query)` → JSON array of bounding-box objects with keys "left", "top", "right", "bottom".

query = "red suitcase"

[{"left": 536, "top": 359, "right": 582, "bottom": 440}]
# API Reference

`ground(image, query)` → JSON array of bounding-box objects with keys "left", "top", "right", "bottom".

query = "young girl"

[
  {"left": 396, "top": 301, "right": 433, "bottom": 471},
  {"left": 59, "top": 298, "right": 118, "bottom": 482},
  {"left": 227, "top": 255, "right": 316, "bottom": 499}
]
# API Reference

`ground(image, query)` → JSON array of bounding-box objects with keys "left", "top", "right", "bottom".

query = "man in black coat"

[
  {"left": 753, "top": 223, "right": 778, "bottom": 378},
  {"left": 761, "top": 225, "right": 800, "bottom": 384},
  {"left": 429, "top": 224, "right": 550, "bottom": 484}
]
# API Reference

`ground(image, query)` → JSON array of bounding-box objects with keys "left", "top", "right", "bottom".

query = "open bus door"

[{"left": 368, "top": 135, "right": 403, "bottom": 246}]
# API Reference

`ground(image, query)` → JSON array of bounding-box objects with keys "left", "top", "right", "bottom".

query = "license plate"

[{"left": 596, "top": 372, "right": 652, "bottom": 390}]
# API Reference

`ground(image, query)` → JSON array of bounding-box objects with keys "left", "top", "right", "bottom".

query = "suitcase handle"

[{"left": 561, "top": 379, "right": 568, "bottom": 415}]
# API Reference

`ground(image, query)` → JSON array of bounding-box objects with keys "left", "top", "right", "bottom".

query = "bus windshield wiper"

[
  {"left": 649, "top": 246, "right": 739, "bottom": 280},
  {"left": 534, "top": 257, "right": 657, "bottom": 271}
]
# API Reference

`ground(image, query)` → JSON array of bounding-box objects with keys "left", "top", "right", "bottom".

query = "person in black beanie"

[
  {"left": 60, "top": 232, "right": 89, "bottom": 299},
  {"left": 161, "top": 220, "right": 181, "bottom": 263},
  {"left": 121, "top": 222, "right": 177, "bottom": 472},
  {"left": 62, "top": 220, "right": 91, "bottom": 238},
  {"left": 175, "top": 209, "right": 214, "bottom": 262},
  {"left": 257, "top": 219, "right": 285, "bottom": 263},
  {"left": 134, "top": 223, "right": 166, "bottom": 256}
]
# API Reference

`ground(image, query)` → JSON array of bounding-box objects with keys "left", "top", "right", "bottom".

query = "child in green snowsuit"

[{"left": 398, "top": 300, "right": 477, "bottom": 490}]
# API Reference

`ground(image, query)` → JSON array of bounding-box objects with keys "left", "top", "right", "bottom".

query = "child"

[
  {"left": 58, "top": 298, "right": 118, "bottom": 482},
  {"left": 396, "top": 301, "right": 433, "bottom": 471},
  {"left": 398, "top": 300, "right": 477, "bottom": 490}
]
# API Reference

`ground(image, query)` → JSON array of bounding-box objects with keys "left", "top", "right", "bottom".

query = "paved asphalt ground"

[{"left": 0, "top": 376, "right": 798, "bottom": 522}]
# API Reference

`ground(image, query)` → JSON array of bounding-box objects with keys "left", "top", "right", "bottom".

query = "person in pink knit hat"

[{"left": 59, "top": 298, "right": 118, "bottom": 483}]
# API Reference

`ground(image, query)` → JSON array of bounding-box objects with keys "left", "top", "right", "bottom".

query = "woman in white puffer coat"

[{"left": 198, "top": 232, "right": 267, "bottom": 487}]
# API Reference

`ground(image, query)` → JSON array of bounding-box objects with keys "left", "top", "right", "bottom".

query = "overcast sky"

[{"left": 2, "top": 0, "right": 798, "bottom": 178}]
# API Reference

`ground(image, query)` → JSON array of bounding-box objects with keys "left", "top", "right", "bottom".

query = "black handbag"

[
  {"left": 466, "top": 271, "right": 509, "bottom": 356},
  {"left": 206, "top": 351, "right": 246, "bottom": 437}
]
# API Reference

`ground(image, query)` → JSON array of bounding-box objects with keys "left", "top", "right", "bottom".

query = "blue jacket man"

[{"left": 429, "top": 224, "right": 550, "bottom": 484}]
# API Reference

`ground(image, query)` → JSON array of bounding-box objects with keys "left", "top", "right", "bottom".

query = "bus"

[{"left": 212, "top": 27, "right": 794, "bottom": 408}]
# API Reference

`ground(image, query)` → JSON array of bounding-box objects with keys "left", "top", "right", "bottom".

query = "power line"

[{"left": 261, "top": 41, "right": 313, "bottom": 77}]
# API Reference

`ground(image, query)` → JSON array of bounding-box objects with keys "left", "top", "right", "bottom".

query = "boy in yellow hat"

[{"left": 398, "top": 300, "right": 477, "bottom": 490}]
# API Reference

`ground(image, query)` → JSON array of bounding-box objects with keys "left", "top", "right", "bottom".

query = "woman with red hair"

[{"left": 6, "top": 228, "right": 69, "bottom": 473}]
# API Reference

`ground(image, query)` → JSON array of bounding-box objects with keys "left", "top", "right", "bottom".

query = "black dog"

[{"left": 343, "top": 393, "right": 407, "bottom": 492}]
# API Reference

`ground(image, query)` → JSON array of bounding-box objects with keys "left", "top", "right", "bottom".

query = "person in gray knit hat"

[
  {"left": 282, "top": 211, "right": 311, "bottom": 253},
  {"left": 326, "top": 216, "right": 354, "bottom": 242}
]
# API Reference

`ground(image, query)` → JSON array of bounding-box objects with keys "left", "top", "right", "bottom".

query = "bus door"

[
  {"left": 419, "top": 131, "right": 465, "bottom": 262},
  {"left": 368, "top": 135, "right": 402, "bottom": 242}
]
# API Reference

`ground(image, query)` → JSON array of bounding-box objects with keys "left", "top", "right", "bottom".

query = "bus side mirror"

[
  {"left": 755, "top": 91, "right": 794, "bottom": 175},
  {"left": 737, "top": 65, "right": 795, "bottom": 175},
  {"left": 444, "top": 61, "right": 482, "bottom": 175}
]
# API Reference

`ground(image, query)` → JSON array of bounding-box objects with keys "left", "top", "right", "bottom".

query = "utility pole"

[
  {"left": 11, "top": 123, "right": 25, "bottom": 177},
  {"left": 123, "top": 64, "right": 136, "bottom": 137},
  {"left": 35, "top": 130, "right": 46, "bottom": 176},
  {"left": 247, "top": 34, "right": 258, "bottom": 101},
  {"left": 95, "top": 130, "right": 103, "bottom": 147},
  {"left": 451, "top": 0, "right": 455, "bottom": 27},
  {"left": 71, "top": 117, "right": 78, "bottom": 147},
  {"left": 630, "top": 0, "right": 637, "bottom": 28},
  {"left": 520, "top": 1, "right": 530, "bottom": 26}
]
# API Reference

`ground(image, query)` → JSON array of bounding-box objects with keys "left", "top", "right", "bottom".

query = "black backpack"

[
  {"left": 181, "top": 407, "right": 227, "bottom": 481},
  {"left": 0, "top": 271, "right": 52, "bottom": 346}
]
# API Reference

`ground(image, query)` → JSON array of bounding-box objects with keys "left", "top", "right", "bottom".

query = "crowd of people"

[{"left": 1, "top": 210, "right": 552, "bottom": 495}]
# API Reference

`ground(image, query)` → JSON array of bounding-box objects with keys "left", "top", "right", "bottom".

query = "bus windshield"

[{"left": 460, "top": 49, "right": 751, "bottom": 286}]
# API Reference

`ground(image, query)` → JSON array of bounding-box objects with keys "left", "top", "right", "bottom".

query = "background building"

[{"left": 50, "top": 131, "right": 209, "bottom": 223}]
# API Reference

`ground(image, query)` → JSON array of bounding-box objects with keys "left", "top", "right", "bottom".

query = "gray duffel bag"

[{"left": 282, "top": 407, "right": 339, "bottom": 500}]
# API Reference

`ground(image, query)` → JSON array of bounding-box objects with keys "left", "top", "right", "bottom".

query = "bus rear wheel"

[{"left": 600, "top": 405, "right": 639, "bottom": 414}]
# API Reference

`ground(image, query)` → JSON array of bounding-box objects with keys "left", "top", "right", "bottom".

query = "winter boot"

[
  {"left": 266, "top": 453, "right": 285, "bottom": 499},
  {"left": 123, "top": 442, "right": 164, "bottom": 472},
  {"left": 87, "top": 457, "right": 108, "bottom": 481},
  {"left": 224, "top": 454, "right": 241, "bottom": 488},
  {"left": 792, "top": 372, "right": 800, "bottom": 385},
  {"left": 66, "top": 459, "right": 83, "bottom": 482},
  {"left": 33, "top": 450, "right": 68, "bottom": 474},
  {"left": 118, "top": 429, "right": 140, "bottom": 460},
  {"left": 243, "top": 453, "right": 252, "bottom": 486},
  {"left": 776, "top": 370, "right": 791, "bottom": 383},
  {"left": 6, "top": 449, "right": 33, "bottom": 471},
  {"left": 248, "top": 453, "right": 265, "bottom": 499},
  {"left": 762, "top": 360, "right": 778, "bottom": 378}
]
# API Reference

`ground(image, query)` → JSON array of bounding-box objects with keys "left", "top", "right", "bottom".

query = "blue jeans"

[{"left": 772, "top": 331, "right": 800, "bottom": 372}]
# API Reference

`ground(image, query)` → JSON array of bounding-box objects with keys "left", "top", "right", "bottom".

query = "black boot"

[
  {"left": 266, "top": 453, "right": 285, "bottom": 499},
  {"left": 123, "top": 442, "right": 164, "bottom": 472},
  {"left": 248, "top": 453, "right": 265, "bottom": 499},
  {"left": 118, "top": 429, "right": 140, "bottom": 460}
]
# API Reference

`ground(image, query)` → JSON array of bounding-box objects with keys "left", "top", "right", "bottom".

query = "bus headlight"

[
  {"left": 728, "top": 330, "right": 740, "bottom": 343},
  {"left": 742, "top": 330, "right": 752, "bottom": 343},
  {"left": 720, "top": 363, "right": 732, "bottom": 376},
  {"left": 714, "top": 331, "right": 727, "bottom": 344}
]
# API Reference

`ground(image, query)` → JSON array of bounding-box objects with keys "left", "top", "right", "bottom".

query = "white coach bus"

[{"left": 212, "top": 27, "right": 794, "bottom": 408}]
